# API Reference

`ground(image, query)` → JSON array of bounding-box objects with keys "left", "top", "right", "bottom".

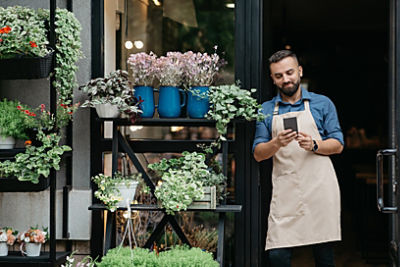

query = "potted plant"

[
  {"left": 183, "top": 47, "right": 223, "bottom": 118},
  {"left": 18, "top": 226, "right": 48, "bottom": 257},
  {"left": 0, "top": 227, "right": 17, "bottom": 256},
  {"left": 92, "top": 172, "right": 143, "bottom": 212},
  {"left": 154, "top": 52, "right": 186, "bottom": 118},
  {"left": 96, "top": 246, "right": 219, "bottom": 266},
  {"left": 0, "top": 99, "right": 35, "bottom": 149},
  {"left": 127, "top": 52, "right": 157, "bottom": 118},
  {"left": 79, "top": 70, "right": 141, "bottom": 118},
  {"left": 0, "top": 128, "right": 71, "bottom": 184},
  {"left": 206, "top": 83, "right": 266, "bottom": 141},
  {"left": 148, "top": 151, "right": 226, "bottom": 215}
]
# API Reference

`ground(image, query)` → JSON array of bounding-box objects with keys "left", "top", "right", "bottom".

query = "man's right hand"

[{"left": 276, "top": 129, "right": 297, "bottom": 147}]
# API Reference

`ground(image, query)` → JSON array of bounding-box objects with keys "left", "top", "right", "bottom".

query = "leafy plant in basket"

[
  {"left": 0, "top": 129, "right": 71, "bottom": 184},
  {"left": 92, "top": 172, "right": 146, "bottom": 212},
  {"left": 148, "top": 151, "right": 226, "bottom": 215},
  {"left": 79, "top": 70, "right": 142, "bottom": 117}
]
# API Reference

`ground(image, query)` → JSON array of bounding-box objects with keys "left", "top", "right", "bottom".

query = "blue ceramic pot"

[
  {"left": 187, "top": 86, "right": 210, "bottom": 118},
  {"left": 134, "top": 86, "right": 155, "bottom": 118},
  {"left": 157, "top": 86, "right": 186, "bottom": 118}
]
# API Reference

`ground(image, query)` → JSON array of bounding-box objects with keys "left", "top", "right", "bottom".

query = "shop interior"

[{"left": 264, "top": 0, "right": 390, "bottom": 265}]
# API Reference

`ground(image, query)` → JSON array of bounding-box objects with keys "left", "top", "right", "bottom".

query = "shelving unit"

[
  {"left": 0, "top": 0, "right": 72, "bottom": 265},
  {"left": 89, "top": 117, "right": 242, "bottom": 267}
]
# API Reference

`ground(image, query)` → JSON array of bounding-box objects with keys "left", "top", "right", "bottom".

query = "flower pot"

[
  {"left": 0, "top": 136, "right": 15, "bottom": 149},
  {"left": 0, "top": 242, "right": 8, "bottom": 256},
  {"left": 187, "top": 86, "right": 210, "bottom": 118},
  {"left": 134, "top": 86, "right": 155, "bottom": 118},
  {"left": 157, "top": 86, "right": 186, "bottom": 118},
  {"left": 115, "top": 181, "right": 139, "bottom": 207},
  {"left": 22, "top": 242, "right": 42, "bottom": 257},
  {"left": 0, "top": 51, "right": 53, "bottom": 80},
  {"left": 95, "top": 103, "right": 120, "bottom": 118}
]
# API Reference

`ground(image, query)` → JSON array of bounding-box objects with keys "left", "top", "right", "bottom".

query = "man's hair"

[{"left": 268, "top": 50, "right": 298, "bottom": 65}]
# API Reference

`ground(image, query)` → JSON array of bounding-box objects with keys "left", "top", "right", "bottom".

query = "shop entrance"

[{"left": 263, "top": 0, "right": 394, "bottom": 266}]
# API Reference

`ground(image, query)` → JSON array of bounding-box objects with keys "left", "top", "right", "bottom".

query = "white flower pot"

[
  {"left": 0, "top": 136, "right": 15, "bottom": 149},
  {"left": 0, "top": 242, "right": 8, "bottom": 256},
  {"left": 95, "top": 103, "right": 120, "bottom": 118},
  {"left": 25, "top": 242, "right": 42, "bottom": 257},
  {"left": 115, "top": 181, "right": 139, "bottom": 207}
]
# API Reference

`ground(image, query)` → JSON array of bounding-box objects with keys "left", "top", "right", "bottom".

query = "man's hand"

[
  {"left": 277, "top": 129, "right": 297, "bottom": 147},
  {"left": 296, "top": 131, "right": 313, "bottom": 151}
]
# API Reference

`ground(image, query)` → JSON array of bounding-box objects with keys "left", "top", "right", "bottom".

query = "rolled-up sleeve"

[
  {"left": 323, "top": 98, "right": 344, "bottom": 145},
  {"left": 252, "top": 117, "right": 271, "bottom": 153}
]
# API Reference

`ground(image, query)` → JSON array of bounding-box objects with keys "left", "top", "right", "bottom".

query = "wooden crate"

[{"left": 188, "top": 186, "right": 216, "bottom": 210}]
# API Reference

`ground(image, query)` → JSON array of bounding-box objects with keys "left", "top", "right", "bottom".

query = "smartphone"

[{"left": 283, "top": 117, "right": 298, "bottom": 133}]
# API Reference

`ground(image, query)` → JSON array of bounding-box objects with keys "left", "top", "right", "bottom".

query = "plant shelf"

[
  {"left": 0, "top": 176, "right": 50, "bottom": 192},
  {"left": 0, "top": 251, "right": 70, "bottom": 266}
]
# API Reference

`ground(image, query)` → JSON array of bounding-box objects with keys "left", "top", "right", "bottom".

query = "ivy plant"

[
  {"left": 206, "top": 83, "right": 266, "bottom": 141},
  {"left": 0, "top": 129, "right": 71, "bottom": 184},
  {"left": 148, "top": 151, "right": 226, "bottom": 215}
]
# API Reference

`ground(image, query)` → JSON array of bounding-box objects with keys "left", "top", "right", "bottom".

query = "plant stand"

[{"left": 89, "top": 118, "right": 242, "bottom": 267}]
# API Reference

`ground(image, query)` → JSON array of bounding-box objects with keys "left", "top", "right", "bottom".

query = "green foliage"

[
  {"left": 91, "top": 172, "right": 144, "bottom": 212},
  {"left": 79, "top": 70, "right": 141, "bottom": 114},
  {"left": 37, "top": 8, "right": 83, "bottom": 125},
  {"left": 148, "top": 151, "right": 226, "bottom": 215},
  {"left": 0, "top": 6, "right": 49, "bottom": 59},
  {"left": 0, "top": 129, "right": 71, "bottom": 184},
  {"left": 96, "top": 246, "right": 219, "bottom": 267},
  {"left": 0, "top": 98, "right": 34, "bottom": 139},
  {"left": 207, "top": 84, "right": 266, "bottom": 140}
]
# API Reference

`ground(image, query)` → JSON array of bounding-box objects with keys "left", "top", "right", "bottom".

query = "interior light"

[
  {"left": 125, "top": 41, "right": 133, "bottom": 49},
  {"left": 285, "top": 45, "right": 292, "bottom": 50},
  {"left": 153, "top": 0, "right": 161, "bottom": 6},
  {"left": 134, "top": 40, "right": 144, "bottom": 49},
  {"left": 225, "top": 3, "right": 235, "bottom": 8},
  {"left": 171, "top": 126, "right": 184, "bottom": 132}
]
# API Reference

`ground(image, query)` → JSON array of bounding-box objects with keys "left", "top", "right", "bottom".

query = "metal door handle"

[{"left": 376, "top": 148, "right": 397, "bottom": 213}]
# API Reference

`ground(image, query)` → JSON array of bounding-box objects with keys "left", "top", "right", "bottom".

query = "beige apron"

[{"left": 265, "top": 100, "right": 341, "bottom": 250}]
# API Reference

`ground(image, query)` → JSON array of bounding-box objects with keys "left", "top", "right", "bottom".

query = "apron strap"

[
  {"left": 304, "top": 99, "right": 310, "bottom": 111},
  {"left": 273, "top": 102, "right": 279, "bottom": 115}
]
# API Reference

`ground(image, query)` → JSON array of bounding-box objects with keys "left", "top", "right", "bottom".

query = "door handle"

[{"left": 376, "top": 148, "right": 397, "bottom": 213}]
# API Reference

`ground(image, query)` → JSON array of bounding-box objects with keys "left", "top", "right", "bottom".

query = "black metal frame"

[{"left": 89, "top": 119, "right": 242, "bottom": 267}]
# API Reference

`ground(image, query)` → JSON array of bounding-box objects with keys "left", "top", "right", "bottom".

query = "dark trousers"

[{"left": 268, "top": 243, "right": 335, "bottom": 267}]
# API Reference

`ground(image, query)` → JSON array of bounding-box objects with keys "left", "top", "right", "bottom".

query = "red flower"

[
  {"left": 0, "top": 39, "right": 2, "bottom": 42},
  {"left": 29, "top": 41, "right": 37, "bottom": 48},
  {"left": 176, "top": 205, "right": 179, "bottom": 209},
  {"left": 30, "top": 113, "right": 36, "bottom": 117},
  {"left": 24, "top": 110, "right": 30, "bottom": 115},
  {"left": 16, "top": 105, "right": 21, "bottom": 110},
  {"left": 68, "top": 111, "right": 73, "bottom": 115},
  {"left": 0, "top": 29, "right": 3, "bottom": 34},
  {"left": 3, "top": 26, "right": 11, "bottom": 34},
  {"left": 40, "top": 104, "right": 45, "bottom": 112},
  {"left": 60, "top": 104, "right": 67, "bottom": 108}
]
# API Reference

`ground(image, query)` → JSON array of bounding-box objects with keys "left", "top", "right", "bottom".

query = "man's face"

[{"left": 270, "top": 57, "right": 303, "bottom": 97}]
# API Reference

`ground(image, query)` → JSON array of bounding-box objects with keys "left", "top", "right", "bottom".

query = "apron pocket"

[{"left": 271, "top": 173, "right": 305, "bottom": 218}]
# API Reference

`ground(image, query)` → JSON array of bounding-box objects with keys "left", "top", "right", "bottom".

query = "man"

[{"left": 253, "top": 50, "right": 344, "bottom": 267}]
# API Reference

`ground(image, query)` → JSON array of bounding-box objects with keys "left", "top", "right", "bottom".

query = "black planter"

[{"left": 0, "top": 51, "right": 53, "bottom": 79}]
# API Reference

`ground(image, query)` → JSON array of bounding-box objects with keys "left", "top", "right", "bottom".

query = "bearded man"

[{"left": 253, "top": 50, "right": 344, "bottom": 267}]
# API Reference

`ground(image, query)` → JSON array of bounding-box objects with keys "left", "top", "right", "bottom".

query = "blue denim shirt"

[{"left": 252, "top": 88, "right": 344, "bottom": 153}]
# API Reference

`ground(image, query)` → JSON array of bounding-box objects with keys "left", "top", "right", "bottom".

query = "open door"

[{"left": 377, "top": 0, "right": 400, "bottom": 266}]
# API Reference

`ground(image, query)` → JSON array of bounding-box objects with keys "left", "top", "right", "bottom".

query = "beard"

[{"left": 277, "top": 80, "right": 300, "bottom": 97}]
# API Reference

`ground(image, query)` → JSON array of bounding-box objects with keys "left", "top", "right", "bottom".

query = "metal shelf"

[
  {"left": 89, "top": 203, "right": 242, "bottom": 213},
  {"left": 0, "top": 251, "right": 70, "bottom": 266}
]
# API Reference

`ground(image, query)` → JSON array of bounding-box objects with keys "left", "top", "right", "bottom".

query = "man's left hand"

[{"left": 296, "top": 132, "right": 313, "bottom": 151}]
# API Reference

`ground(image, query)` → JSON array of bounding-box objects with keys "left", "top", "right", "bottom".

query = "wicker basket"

[{"left": 0, "top": 51, "right": 53, "bottom": 80}]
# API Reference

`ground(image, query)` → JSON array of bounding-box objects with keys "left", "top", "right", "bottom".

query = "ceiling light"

[
  {"left": 125, "top": 41, "right": 133, "bottom": 49},
  {"left": 225, "top": 3, "right": 235, "bottom": 8},
  {"left": 134, "top": 40, "right": 144, "bottom": 49},
  {"left": 285, "top": 45, "right": 292, "bottom": 50},
  {"left": 153, "top": 0, "right": 161, "bottom": 6}
]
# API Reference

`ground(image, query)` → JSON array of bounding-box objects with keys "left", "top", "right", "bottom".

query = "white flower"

[
  {"left": 0, "top": 232, "right": 7, "bottom": 242},
  {"left": 24, "top": 237, "right": 30, "bottom": 243}
]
